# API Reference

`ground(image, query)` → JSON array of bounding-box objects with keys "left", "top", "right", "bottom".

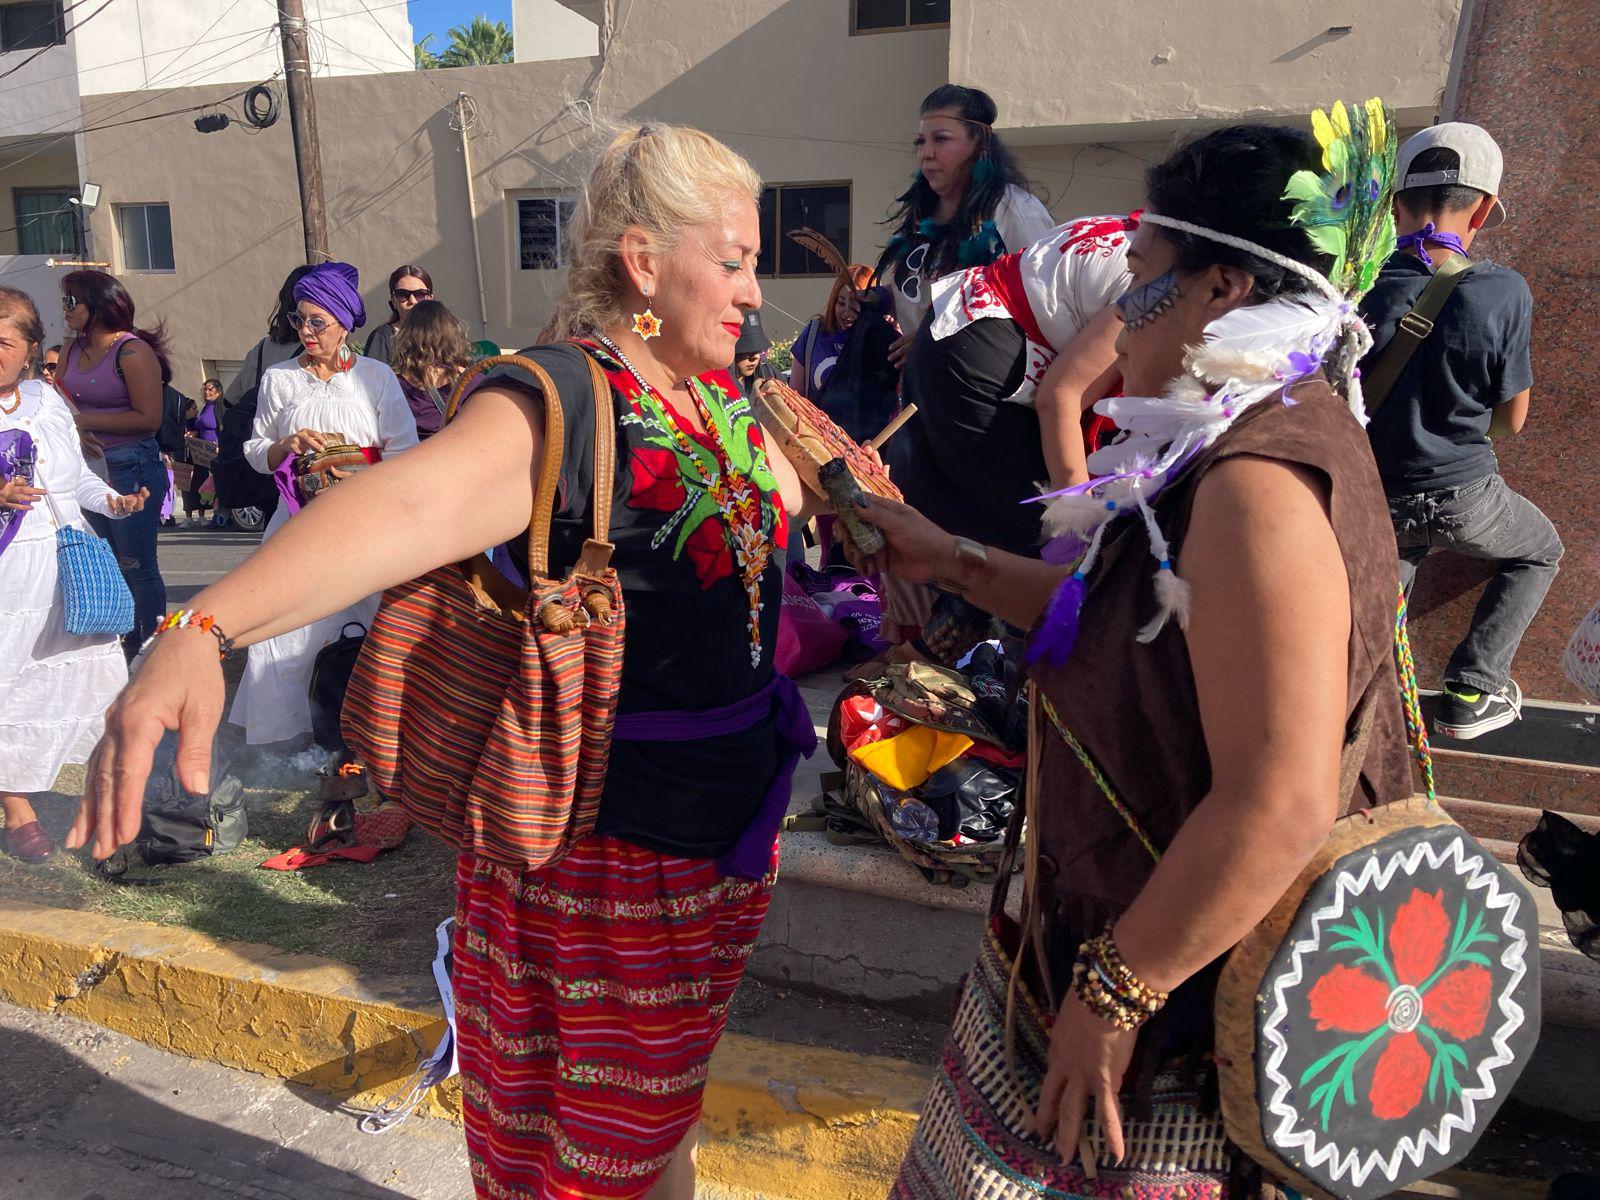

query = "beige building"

[{"left": 54, "top": 0, "right": 1465, "bottom": 388}]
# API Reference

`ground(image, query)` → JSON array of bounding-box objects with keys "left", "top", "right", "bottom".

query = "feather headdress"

[{"left": 1026, "top": 98, "right": 1398, "bottom": 668}]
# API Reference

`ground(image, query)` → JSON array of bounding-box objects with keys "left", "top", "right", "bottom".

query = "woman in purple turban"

[{"left": 230, "top": 261, "right": 419, "bottom": 749}]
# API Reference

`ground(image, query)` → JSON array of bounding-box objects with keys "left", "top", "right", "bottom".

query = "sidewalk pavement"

[{"left": 2, "top": 999, "right": 469, "bottom": 1199}]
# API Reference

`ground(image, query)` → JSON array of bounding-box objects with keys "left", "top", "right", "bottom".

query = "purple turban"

[{"left": 293, "top": 262, "right": 366, "bottom": 332}]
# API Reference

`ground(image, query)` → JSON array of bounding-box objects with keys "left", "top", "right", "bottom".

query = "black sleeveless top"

[{"left": 477, "top": 341, "right": 790, "bottom": 858}]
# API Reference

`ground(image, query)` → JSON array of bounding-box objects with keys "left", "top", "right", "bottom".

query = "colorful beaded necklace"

[{"left": 596, "top": 334, "right": 771, "bottom": 668}]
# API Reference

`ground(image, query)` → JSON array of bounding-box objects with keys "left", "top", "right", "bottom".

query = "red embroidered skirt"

[{"left": 452, "top": 836, "right": 777, "bottom": 1200}]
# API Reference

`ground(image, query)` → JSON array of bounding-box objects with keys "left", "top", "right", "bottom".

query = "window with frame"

[
  {"left": 12, "top": 188, "right": 75, "bottom": 255},
  {"left": 517, "top": 195, "right": 578, "bottom": 270},
  {"left": 756, "top": 184, "right": 851, "bottom": 279},
  {"left": 851, "top": 0, "right": 949, "bottom": 34},
  {"left": 116, "top": 203, "right": 175, "bottom": 272},
  {"left": 0, "top": 1, "right": 65, "bottom": 51}
]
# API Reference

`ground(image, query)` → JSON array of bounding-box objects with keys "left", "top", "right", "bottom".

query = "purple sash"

[
  {"left": 0, "top": 429, "right": 36, "bottom": 562},
  {"left": 613, "top": 674, "right": 818, "bottom": 879}
]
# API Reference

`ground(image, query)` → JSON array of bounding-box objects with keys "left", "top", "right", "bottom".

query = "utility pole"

[
  {"left": 455, "top": 93, "right": 490, "bottom": 340},
  {"left": 277, "top": 0, "right": 329, "bottom": 264}
]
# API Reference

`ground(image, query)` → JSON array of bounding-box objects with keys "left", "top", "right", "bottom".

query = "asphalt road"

[{"left": 153, "top": 521, "right": 260, "bottom": 606}]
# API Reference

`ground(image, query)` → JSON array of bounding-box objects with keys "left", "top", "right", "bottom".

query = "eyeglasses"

[
  {"left": 392, "top": 288, "right": 432, "bottom": 302},
  {"left": 62, "top": 295, "right": 80, "bottom": 311},
  {"left": 41, "top": 361, "right": 57, "bottom": 374},
  {"left": 287, "top": 313, "right": 335, "bottom": 334}
]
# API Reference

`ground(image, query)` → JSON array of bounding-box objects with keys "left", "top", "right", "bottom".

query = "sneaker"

[{"left": 1434, "top": 679, "right": 1523, "bottom": 741}]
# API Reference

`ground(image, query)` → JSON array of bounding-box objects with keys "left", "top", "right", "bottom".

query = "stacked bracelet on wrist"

[
  {"left": 154, "top": 610, "right": 237, "bottom": 660},
  {"left": 1070, "top": 922, "right": 1170, "bottom": 1032}
]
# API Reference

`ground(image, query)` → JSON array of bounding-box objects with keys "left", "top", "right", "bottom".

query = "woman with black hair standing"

[
  {"left": 55, "top": 269, "right": 172, "bottom": 650},
  {"left": 875, "top": 84, "right": 1055, "bottom": 368},
  {"left": 360, "top": 264, "right": 433, "bottom": 366}
]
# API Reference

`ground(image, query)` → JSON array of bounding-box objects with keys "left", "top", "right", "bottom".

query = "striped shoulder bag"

[{"left": 342, "top": 346, "right": 625, "bottom": 869}]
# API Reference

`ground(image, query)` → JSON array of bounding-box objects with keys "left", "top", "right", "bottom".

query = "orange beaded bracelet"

[{"left": 155, "top": 609, "right": 237, "bottom": 660}]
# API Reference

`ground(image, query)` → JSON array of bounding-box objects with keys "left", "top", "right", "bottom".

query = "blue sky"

[{"left": 408, "top": 0, "right": 512, "bottom": 48}]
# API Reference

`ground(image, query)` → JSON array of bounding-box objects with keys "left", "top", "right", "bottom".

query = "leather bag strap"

[
  {"left": 1361, "top": 255, "right": 1474, "bottom": 420},
  {"left": 446, "top": 354, "right": 566, "bottom": 579},
  {"left": 578, "top": 347, "right": 615, "bottom": 548}
]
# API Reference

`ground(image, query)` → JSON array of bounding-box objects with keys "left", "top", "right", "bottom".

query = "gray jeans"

[{"left": 1390, "top": 473, "right": 1563, "bottom": 694}]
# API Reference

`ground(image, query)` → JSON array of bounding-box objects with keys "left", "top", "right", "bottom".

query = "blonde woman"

[{"left": 73, "top": 125, "right": 818, "bottom": 1200}]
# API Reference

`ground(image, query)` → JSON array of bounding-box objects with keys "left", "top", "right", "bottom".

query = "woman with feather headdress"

[{"left": 849, "top": 108, "right": 1425, "bottom": 1197}]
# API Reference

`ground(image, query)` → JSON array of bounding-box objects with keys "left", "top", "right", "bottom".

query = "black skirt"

[{"left": 889, "top": 314, "right": 1046, "bottom": 556}]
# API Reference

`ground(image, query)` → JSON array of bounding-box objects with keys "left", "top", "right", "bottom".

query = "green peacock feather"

[{"left": 1283, "top": 97, "right": 1398, "bottom": 299}]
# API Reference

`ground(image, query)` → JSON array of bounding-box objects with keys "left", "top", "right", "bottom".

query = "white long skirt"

[
  {"left": 226, "top": 505, "right": 380, "bottom": 746},
  {"left": 0, "top": 533, "right": 128, "bottom": 794}
]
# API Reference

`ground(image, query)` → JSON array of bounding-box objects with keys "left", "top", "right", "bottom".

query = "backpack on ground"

[{"left": 99, "top": 733, "right": 247, "bottom": 874}]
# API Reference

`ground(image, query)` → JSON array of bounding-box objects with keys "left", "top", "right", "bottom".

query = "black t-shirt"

[
  {"left": 1359, "top": 252, "right": 1533, "bottom": 496},
  {"left": 477, "top": 342, "right": 789, "bottom": 859}
]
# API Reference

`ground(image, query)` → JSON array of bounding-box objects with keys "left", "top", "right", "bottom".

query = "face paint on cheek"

[{"left": 1116, "top": 269, "right": 1181, "bottom": 332}]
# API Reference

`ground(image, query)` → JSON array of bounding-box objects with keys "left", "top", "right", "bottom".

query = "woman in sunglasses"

[
  {"left": 55, "top": 270, "right": 173, "bottom": 653},
  {"left": 230, "top": 262, "right": 418, "bottom": 748},
  {"left": 360, "top": 263, "right": 433, "bottom": 367}
]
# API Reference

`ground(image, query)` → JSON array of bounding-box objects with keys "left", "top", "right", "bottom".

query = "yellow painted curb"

[{"left": 0, "top": 900, "right": 929, "bottom": 1196}]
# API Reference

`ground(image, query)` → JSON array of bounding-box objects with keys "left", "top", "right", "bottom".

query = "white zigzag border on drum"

[{"left": 1260, "top": 836, "right": 1530, "bottom": 1190}]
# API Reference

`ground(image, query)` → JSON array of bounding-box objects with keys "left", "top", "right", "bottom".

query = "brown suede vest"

[{"left": 1029, "top": 379, "right": 1417, "bottom": 1069}]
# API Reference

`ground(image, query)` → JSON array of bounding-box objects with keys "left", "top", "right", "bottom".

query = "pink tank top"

[{"left": 60, "top": 332, "right": 145, "bottom": 450}]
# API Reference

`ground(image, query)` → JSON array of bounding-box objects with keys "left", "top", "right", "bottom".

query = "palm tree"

[
  {"left": 438, "top": 16, "right": 514, "bottom": 68},
  {"left": 414, "top": 33, "right": 441, "bottom": 70}
]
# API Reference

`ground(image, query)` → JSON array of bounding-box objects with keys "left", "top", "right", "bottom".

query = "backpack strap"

[{"left": 1361, "top": 255, "right": 1474, "bottom": 419}]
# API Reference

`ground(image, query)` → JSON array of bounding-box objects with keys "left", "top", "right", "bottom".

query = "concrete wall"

[
  {"left": 513, "top": 0, "right": 599, "bottom": 62},
  {"left": 79, "top": 0, "right": 954, "bottom": 386},
  {"left": 0, "top": 41, "right": 80, "bottom": 137},
  {"left": 75, "top": 0, "right": 413, "bottom": 97},
  {"left": 0, "top": 255, "right": 73, "bottom": 349},
  {"left": 0, "top": 139, "right": 80, "bottom": 256},
  {"left": 952, "top": 0, "right": 1462, "bottom": 138}
]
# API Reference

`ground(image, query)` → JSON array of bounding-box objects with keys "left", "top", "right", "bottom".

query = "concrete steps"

[{"left": 759, "top": 673, "right": 1600, "bottom": 1033}]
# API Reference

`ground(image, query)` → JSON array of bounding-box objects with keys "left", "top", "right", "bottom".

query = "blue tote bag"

[{"left": 46, "top": 491, "right": 135, "bottom": 636}]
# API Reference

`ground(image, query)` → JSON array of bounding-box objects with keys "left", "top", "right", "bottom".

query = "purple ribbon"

[
  {"left": 613, "top": 674, "right": 817, "bottom": 880},
  {"left": 1395, "top": 222, "right": 1469, "bottom": 269},
  {"left": 272, "top": 456, "right": 303, "bottom": 517},
  {"left": 0, "top": 429, "right": 36, "bottom": 563}
]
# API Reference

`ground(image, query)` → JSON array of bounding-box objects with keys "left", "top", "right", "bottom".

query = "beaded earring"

[{"left": 631, "top": 283, "right": 662, "bottom": 341}]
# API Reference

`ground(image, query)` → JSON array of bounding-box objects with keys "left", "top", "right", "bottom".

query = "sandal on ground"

[{"left": 5, "top": 821, "right": 54, "bottom": 862}]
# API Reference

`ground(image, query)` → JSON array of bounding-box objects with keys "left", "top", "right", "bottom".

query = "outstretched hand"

[
  {"left": 66, "top": 631, "right": 225, "bottom": 860},
  {"left": 106, "top": 486, "right": 149, "bottom": 516}
]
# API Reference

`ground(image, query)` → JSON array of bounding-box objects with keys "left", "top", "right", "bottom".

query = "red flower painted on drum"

[
  {"left": 1426, "top": 963, "right": 1493, "bottom": 1040},
  {"left": 1308, "top": 963, "right": 1390, "bottom": 1032},
  {"left": 1392, "top": 889, "right": 1451, "bottom": 986},
  {"left": 1300, "top": 887, "right": 1499, "bottom": 1130},
  {"left": 1370, "top": 1031, "right": 1431, "bottom": 1120}
]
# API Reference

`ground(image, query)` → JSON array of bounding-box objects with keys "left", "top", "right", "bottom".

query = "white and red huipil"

[{"left": 927, "top": 213, "right": 1136, "bottom": 405}]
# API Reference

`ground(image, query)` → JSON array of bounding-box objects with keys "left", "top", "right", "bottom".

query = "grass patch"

[{"left": 1, "top": 726, "right": 456, "bottom": 974}]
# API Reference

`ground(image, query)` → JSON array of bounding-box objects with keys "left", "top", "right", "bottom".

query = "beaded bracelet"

[
  {"left": 155, "top": 609, "right": 237, "bottom": 660},
  {"left": 1070, "top": 923, "right": 1170, "bottom": 1032}
]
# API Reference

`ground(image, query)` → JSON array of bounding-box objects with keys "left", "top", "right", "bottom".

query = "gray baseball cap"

[{"left": 1396, "top": 122, "right": 1508, "bottom": 228}]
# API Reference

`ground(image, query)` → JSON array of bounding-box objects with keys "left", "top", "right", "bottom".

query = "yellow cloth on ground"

[{"left": 850, "top": 726, "right": 974, "bottom": 792}]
